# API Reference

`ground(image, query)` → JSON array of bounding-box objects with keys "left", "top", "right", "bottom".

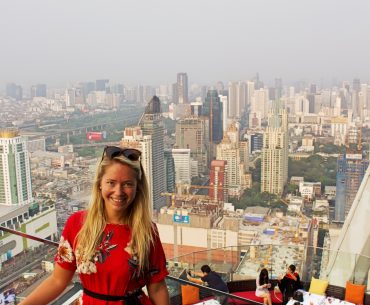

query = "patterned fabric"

[{"left": 55, "top": 211, "right": 168, "bottom": 304}]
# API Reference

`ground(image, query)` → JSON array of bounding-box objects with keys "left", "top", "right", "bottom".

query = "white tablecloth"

[
  {"left": 286, "top": 290, "right": 355, "bottom": 305},
  {"left": 193, "top": 300, "right": 221, "bottom": 305}
]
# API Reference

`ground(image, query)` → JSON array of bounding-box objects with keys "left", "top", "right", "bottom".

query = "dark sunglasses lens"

[
  {"left": 123, "top": 149, "right": 141, "bottom": 161},
  {"left": 105, "top": 146, "right": 122, "bottom": 159},
  {"left": 104, "top": 147, "right": 141, "bottom": 161}
]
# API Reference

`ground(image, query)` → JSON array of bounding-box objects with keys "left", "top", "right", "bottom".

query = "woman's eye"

[{"left": 107, "top": 181, "right": 115, "bottom": 186}]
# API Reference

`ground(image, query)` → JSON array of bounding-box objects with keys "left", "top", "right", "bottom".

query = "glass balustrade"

[{"left": 1, "top": 226, "right": 369, "bottom": 305}]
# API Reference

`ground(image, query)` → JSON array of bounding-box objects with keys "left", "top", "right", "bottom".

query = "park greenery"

[
  {"left": 232, "top": 151, "right": 338, "bottom": 211},
  {"left": 288, "top": 154, "right": 337, "bottom": 186},
  {"left": 229, "top": 182, "right": 288, "bottom": 212},
  {"left": 314, "top": 143, "right": 345, "bottom": 154}
]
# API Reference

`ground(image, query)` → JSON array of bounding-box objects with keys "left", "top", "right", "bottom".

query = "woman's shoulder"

[{"left": 66, "top": 210, "right": 87, "bottom": 226}]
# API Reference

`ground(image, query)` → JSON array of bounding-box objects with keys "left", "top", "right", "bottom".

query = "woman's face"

[{"left": 100, "top": 162, "right": 138, "bottom": 222}]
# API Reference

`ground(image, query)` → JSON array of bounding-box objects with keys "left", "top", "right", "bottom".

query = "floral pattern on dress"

[
  {"left": 125, "top": 240, "right": 160, "bottom": 281},
  {"left": 56, "top": 236, "right": 75, "bottom": 263},
  {"left": 76, "top": 230, "right": 117, "bottom": 274},
  {"left": 125, "top": 240, "right": 142, "bottom": 280}
]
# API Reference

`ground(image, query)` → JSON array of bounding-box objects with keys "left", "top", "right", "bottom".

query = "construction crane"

[{"left": 160, "top": 191, "right": 211, "bottom": 207}]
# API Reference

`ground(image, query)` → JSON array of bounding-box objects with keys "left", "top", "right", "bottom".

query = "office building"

[
  {"left": 172, "top": 148, "right": 191, "bottom": 185},
  {"left": 175, "top": 117, "right": 209, "bottom": 173},
  {"left": 164, "top": 150, "right": 175, "bottom": 193},
  {"left": 335, "top": 153, "right": 369, "bottom": 222},
  {"left": 203, "top": 89, "right": 223, "bottom": 144}
]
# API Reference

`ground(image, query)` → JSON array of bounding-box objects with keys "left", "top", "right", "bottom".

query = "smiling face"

[{"left": 100, "top": 161, "right": 138, "bottom": 223}]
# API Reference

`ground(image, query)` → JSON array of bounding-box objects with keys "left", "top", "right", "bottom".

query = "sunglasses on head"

[{"left": 102, "top": 146, "right": 141, "bottom": 162}]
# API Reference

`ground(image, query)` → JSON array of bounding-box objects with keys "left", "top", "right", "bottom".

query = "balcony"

[{"left": 0, "top": 226, "right": 369, "bottom": 305}]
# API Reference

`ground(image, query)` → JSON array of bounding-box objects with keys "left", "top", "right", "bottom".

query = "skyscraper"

[
  {"left": 175, "top": 117, "right": 209, "bottom": 173},
  {"left": 164, "top": 150, "right": 175, "bottom": 193},
  {"left": 139, "top": 96, "right": 166, "bottom": 211},
  {"left": 177, "top": 72, "right": 188, "bottom": 104},
  {"left": 30, "top": 84, "right": 47, "bottom": 98},
  {"left": 228, "top": 81, "right": 247, "bottom": 119},
  {"left": 6, "top": 83, "right": 23, "bottom": 101},
  {"left": 96, "top": 79, "right": 109, "bottom": 91},
  {"left": 275, "top": 78, "right": 283, "bottom": 100},
  {"left": 261, "top": 101, "right": 288, "bottom": 195},
  {"left": 335, "top": 154, "right": 369, "bottom": 222},
  {"left": 0, "top": 129, "right": 33, "bottom": 206},
  {"left": 203, "top": 89, "right": 223, "bottom": 143}
]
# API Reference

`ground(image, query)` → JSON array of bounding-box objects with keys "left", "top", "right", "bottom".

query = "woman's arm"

[
  {"left": 147, "top": 280, "right": 170, "bottom": 305},
  {"left": 191, "top": 270, "right": 204, "bottom": 277},
  {"left": 19, "top": 264, "right": 75, "bottom": 305},
  {"left": 187, "top": 275, "right": 203, "bottom": 284}
]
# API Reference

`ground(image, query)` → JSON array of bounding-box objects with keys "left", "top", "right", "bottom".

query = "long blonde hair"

[{"left": 75, "top": 154, "right": 154, "bottom": 272}]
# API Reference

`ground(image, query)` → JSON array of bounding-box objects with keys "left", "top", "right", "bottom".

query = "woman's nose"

[{"left": 114, "top": 185, "right": 125, "bottom": 193}]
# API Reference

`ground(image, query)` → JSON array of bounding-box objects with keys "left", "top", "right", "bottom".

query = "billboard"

[
  {"left": 86, "top": 131, "right": 107, "bottom": 141},
  {"left": 173, "top": 214, "right": 189, "bottom": 224}
]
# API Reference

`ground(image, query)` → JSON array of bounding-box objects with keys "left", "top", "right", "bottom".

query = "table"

[
  {"left": 193, "top": 299, "right": 221, "bottom": 305},
  {"left": 286, "top": 290, "right": 355, "bottom": 305}
]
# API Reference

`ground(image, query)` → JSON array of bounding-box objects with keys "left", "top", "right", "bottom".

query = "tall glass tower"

[{"left": 0, "top": 129, "right": 33, "bottom": 206}]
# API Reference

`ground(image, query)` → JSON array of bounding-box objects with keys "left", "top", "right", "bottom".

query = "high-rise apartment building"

[
  {"left": 209, "top": 160, "right": 228, "bottom": 202},
  {"left": 216, "top": 122, "right": 249, "bottom": 197},
  {"left": 261, "top": 101, "right": 288, "bottom": 195},
  {"left": 0, "top": 129, "right": 33, "bottom": 206},
  {"left": 120, "top": 126, "right": 153, "bottom": 212},
  {"left": 139, "top": 96, "right": 166, "bottom": 211},
  {"left": 228, "top": 81, "right": 247, "bottom": 119},
  {"left": 177, "top": 73, "right": 188, "bottom": 104},
  {"left": 250, "top": 88, "right": 269, "bottom": 123}
]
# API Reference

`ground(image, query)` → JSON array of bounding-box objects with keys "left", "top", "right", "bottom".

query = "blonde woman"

[{"left": 20, "top": 146, "right": 169, "bottom": 305}]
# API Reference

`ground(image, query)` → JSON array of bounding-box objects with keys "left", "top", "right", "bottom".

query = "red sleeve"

[
  {"left": 54, "top": 211, "right": 84, "bottom": 271},
  {"left": 146, "top": 223, "right": 169, "bottom": 284}
]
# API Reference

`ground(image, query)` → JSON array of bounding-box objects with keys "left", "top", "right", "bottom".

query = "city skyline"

[{"left": 1, "top": 0, "right": 370, "bottom": 88}]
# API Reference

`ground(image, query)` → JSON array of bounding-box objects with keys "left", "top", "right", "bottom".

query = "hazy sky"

[{"left": 1, "top": 0, "right": 370, "bottom": 88}]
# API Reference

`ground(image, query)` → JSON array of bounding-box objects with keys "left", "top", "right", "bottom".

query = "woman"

[
  {"left": 20, "top": 146, "right": 170, "bottom": 305},
  {"left": 256, "top": 268, "right": 272, "bottom": 305},
  {"left": 278, "top": 264, "right": 302, "bottom": 305}
]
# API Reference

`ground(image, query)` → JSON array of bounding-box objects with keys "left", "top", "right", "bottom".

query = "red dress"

[{"left": 55, "top": 211, "right": 169, "bottom": 304}]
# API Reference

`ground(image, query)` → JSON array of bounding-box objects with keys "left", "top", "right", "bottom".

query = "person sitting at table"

[
  {"left": 256, "top": 268, "right": 272, "bottom": 305},
  {"left": 187, "top": 265, "right": 229, "bottom": 305},
  {"left": 278, "top": 264, "right": 303, "bottom": 305}
]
